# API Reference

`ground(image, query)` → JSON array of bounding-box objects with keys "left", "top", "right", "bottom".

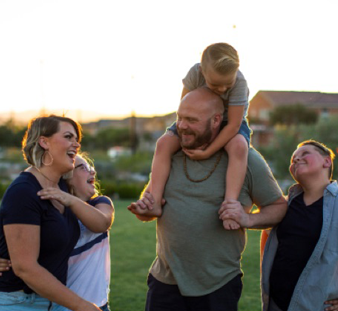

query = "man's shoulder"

[
  {"left": 248, "top": 147, "right": 266, "bottom": 166},
  {"left": 247, "top": 147, "right": 274, "bottom": 178}
]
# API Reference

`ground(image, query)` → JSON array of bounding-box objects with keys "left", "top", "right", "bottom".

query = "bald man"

[{"left": 129, "top": 88, "right": 287, "bottom": 311}]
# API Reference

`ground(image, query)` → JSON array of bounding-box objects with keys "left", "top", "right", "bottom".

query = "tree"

[
  {"left": 79, "top": 127, "right": 132, "bottom": 151},
  {"left": 258, "top": 125, "right": 300, "bottom": 180},
  {"left": 269, "top": 104, "right": 318, "bottom": 126},
  {"left": 0, "top": 120, "right": 26, "bottom": 148},
  {"left": 259, "top": 115, "right": 338, "bottom": 181}
]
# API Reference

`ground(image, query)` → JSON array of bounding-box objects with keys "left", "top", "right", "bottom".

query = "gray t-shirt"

[
  {"left": 183, "top": 63, "right": 249, "bottom": 122},
  {"left": 150, "top": 148, "right": 283, "bottom": 296}
]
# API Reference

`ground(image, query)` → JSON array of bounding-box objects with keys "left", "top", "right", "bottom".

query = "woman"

[
  {"left": 261, "top": 140, "right": 338, "bottom": 311},
  {"left": 0, "top": 115, "right": 100, "bottom": 311},
  {"left": 37, "top": 153, "right": 114, "bottom": 311}
]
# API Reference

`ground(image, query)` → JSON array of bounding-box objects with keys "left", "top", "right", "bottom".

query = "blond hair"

[
  {"left": 201, "top": 42, "right": 240, "bottom": 75},
  {"left": 65, "top": 152, "right": 101, "bottom": 198},
  {"left": 22, "top": 115, "right": 82, "bottom": 168}
]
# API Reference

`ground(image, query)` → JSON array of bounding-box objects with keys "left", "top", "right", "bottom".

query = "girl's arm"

[
  {"left": 184, "top": 105, "right": 245, "bottom": 160},
  {"left": 38, "top": 189, "right": 114, "bottom": 233},
  {"left": 4, "top": 224, "right": 100, "bottom": 311}
]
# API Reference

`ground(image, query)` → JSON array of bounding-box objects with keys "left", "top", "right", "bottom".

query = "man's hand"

[
  {"left": 182, "top": 148, "right": 211, "bottom": 160},
  {"left": 220, "top": 196, "right": 287, "bottom": 229},
  {"left": 219, "top": 199, "right": 251, "bottom": 228},
  {"left": 127, "top": 202, "right": 150, "bottom": 216},
  {"left": 138, "top": 191, "right": 155, "bottom": 210},
  {"left": 325, "top": 299, "right": 338, "bottom": 311},
  {"left": 127, "top": 192, "right": 165, "bottom": 218}
]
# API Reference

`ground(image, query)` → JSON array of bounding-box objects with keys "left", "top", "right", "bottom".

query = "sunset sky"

[{"left": 0, "top": 0, "right": 337, "bottom": 123}]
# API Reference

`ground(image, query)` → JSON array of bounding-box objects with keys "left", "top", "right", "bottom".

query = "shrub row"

[
  {"left": 100, "top": 180, "right": 146, "bottom": 200},
  {"left": 0, "top": 181, "right": 11, "bottom": 200},
  {"left": 0, "top": 180, "right": 146, "bottom": 201}
]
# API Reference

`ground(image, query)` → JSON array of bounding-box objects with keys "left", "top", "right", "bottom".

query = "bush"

[
  {"left": 100, "top": 180, "right": 146, "bottom": 199},
  {"left": 0, "top": 181, "right": 11, "bottom": 200}
]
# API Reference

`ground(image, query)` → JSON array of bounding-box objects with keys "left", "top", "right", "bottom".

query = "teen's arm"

[{"left": 38, "top": 188, "right": 113, "bottom": 233}]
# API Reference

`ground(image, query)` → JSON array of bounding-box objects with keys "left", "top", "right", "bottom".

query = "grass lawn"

[{"left": 109, "top": 200, "right": 262, "bottom": 311}]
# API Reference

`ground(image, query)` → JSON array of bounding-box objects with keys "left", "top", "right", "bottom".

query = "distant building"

[
  {"left": 248, "top": 91, "right": 338, "bottom": 146},
  {"left": 82, "top": 112, "right": 176, "bottom": 152},
  {"left": 108, "top": 146, "right": 132, "bottom": 159}
]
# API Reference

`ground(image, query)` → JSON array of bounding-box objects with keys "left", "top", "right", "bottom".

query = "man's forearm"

[{"left": 247, "top": 196, "right": 287, "bottom": 229}]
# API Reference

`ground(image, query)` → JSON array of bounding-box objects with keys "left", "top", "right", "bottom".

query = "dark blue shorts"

[
  {"left": 145, "top": 273, "right": 243, "bottom": 311},
  {"left": 167, "top": 120, "right": 251, "bottom": 146}
]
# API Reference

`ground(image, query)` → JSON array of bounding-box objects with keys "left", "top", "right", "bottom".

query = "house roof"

[{"left": 256, "top": 91, "right": 338, "bottom": 109}]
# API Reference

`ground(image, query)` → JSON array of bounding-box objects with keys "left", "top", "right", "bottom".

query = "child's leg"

[
  {"left": 148, "top": 131, "right": 181, "bottom": 216},
  {"left": 223, "top": 134, "right": 249, "bottom": 229}
]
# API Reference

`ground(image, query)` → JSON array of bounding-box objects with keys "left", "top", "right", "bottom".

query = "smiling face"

[
  {"left": 176, "top": 107, "right": 213, "bottom": 149},
  {"left": 176, "top": 88, "right": 223, "bottom": 149},
  {"left": 202, "top": 66, "right": 237, "bottom": 95},
  {"left": 42, "top": 121, "right": 81, "bottom": 175},
  {"left": 289, "top": 144, "right": 331, "bottom": 182},
  {"left": 68, "top": 156, "right": 96, "bottom": 201}
]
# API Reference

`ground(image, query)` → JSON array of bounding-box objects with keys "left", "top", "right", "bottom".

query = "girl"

[{"left": 149, "top": 42, "right": 251, "bottom": 230}]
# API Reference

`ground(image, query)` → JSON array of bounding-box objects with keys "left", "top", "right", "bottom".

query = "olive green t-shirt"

[{"left": 150, "top": 148, "right": 283, "bottom": 296}]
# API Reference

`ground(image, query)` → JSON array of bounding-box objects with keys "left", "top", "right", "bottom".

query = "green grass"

[{"left": 109, "top": 200, "right": 262, "bottom": 311}]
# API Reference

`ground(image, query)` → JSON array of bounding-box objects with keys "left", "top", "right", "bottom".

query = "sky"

[{"left": 0, "top": 0, "right": 337, "bottom": 123}]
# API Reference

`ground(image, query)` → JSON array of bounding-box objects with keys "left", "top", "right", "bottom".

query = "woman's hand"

[
  {"left": 37, "top": 188, "right": 75, "bottom": 207},
  {"left": 0, "top": 257, "right": 11, "bottom": 275}
]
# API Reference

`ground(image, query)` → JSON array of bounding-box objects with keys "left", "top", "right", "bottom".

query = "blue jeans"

[{"left": 0, "top": 291, "right": 52, "bottom": 310}]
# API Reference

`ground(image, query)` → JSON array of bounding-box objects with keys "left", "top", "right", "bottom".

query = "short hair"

[
  {"left": 22, "top": 115, "right": 82, "bottom": 168},
  {"left": 200, "top": 42, "right": 240, "bottom": 75},
  {"left": 297, "top": 139, "right": 335, "bottom": 180}
]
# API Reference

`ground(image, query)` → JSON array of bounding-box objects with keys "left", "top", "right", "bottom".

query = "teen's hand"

[{"left": 37, "top": 188, "right": 75, "bottom": 207}]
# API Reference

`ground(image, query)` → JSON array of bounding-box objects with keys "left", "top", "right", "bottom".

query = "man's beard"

[{"left": 177, "top": 119, "right": 212, "bottom": 150}]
